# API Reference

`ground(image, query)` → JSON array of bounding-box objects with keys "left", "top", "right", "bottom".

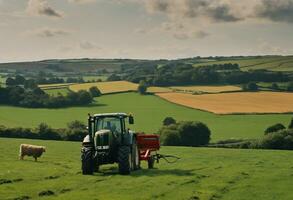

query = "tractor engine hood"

[{"left": 94, "top": 129, "right": 112, "bottom": 150}]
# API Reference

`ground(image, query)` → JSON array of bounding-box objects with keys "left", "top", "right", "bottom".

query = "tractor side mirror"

[{"left": 129, "top": 116, "right": 134, "bottom": 124}]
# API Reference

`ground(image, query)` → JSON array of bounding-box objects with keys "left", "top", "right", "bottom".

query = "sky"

[{"left": 0, "top": 0, "right": 293, "bottom": 62}]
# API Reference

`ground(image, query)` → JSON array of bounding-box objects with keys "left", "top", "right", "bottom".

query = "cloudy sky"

[{"left": 0, "top": 0, "right": 293, "bottom": 62}]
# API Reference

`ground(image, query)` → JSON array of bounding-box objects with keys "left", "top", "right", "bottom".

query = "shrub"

[
  {"left": 259, "top": 129, "right": 293, "bottom": 150},
  {"left": 265, "top": 123, "right": 286, "bottom": 135},
  {"left": 177, "top": 121, "right": 211, "bottom": 146},
  {"left": 158, "top": 121, "right": 211, "bottom": 146},
  {"left": 163, "top": 117, "right": 176, "bottom": 126}
]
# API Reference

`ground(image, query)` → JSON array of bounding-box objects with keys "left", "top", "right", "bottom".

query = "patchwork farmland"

[
  {"left": 156, "top": 92, "right": 293, "bottom": 114},
  {"left": 69, "top": 81, "right": 138, "bottom": 94}
]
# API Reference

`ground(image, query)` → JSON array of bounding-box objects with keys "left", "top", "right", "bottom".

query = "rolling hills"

[{"left": 0, "top": 92, "right": 291, "bottom": 141}]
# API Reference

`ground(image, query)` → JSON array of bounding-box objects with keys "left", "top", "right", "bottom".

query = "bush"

[
  {"left": 265, "top": 123, "right": 286, "bottom": 135},
  {"left": 178, "top": 121, "right": 211, "bottom": 146},
  {"left": 89, "top": 86, "right": 101, "bottom": 97},
  {"left": 159, "top": 121, "right": 211, "bottom": 146},
  {"left": 163, "top": 117, "right": 176, "bottom": 126},
  {"left": 259, "top": 129, "right": 293, "bottom": 150}
]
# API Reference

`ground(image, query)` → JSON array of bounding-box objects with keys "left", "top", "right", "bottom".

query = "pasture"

[
  {"left": 170, "top": 85, "right": 242, "bottom": 94},
  {"left": 0, "top": 92, "right": 291, "bottom": 141},
  {"left": 1, "top": 138, "right": 293, "bottom": 200},
  {"left": 69, "top": 81, "right": 138, "bottom": 94},
  {"left": 157, "top": 92, "right": 293, "bottom": 114}
]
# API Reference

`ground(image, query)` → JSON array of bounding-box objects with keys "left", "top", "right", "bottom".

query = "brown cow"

[{"left": 19, "top": 144, "right": 46, "bottom": 161}]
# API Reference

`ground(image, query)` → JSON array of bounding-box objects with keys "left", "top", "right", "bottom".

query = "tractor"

[{"left": 81, "top": 113, "right": 140, "bottom": 175}]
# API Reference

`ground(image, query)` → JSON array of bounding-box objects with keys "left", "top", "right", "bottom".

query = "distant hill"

[
  {"left": 0, "top": 56, "right": 292, "bottom": 73},
  {"left": 193, "top": 55, "right": 293, "bottom": 72}
]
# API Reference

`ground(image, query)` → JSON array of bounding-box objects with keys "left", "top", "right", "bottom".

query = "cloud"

[
  {"left": 255, "top": 0, "right": 293, "bottom": 23},
  {"left": 145, "top": 0, "right": 242, "bottom": 23},
  {"left": 144, "top": 0, "right": 293, "bottom": 23},
  {"left": 26, "top": 0, "right": 63, "bottom": 18},
  {"left": 68, "top": 0, "right": 96, "bottom": 4},
  {"left": 26, "top": 27, "right": 70, "bottom": 37},
  {"left": 79, "top": 41, "right": 100, "bottom": 50}
]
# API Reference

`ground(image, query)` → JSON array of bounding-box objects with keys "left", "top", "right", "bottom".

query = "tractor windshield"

[{"left": 96, "top": 117, "right": 122, "bottom": 134}]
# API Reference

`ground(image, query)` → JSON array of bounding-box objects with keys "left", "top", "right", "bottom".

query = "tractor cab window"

[{"left": 96, "top": 117, "right": 122, "bottom": 135}]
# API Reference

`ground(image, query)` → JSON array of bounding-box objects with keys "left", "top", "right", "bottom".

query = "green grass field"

[
  {"left": 44, "top": 88, "right": 71, "bottom": 96},
  {"left": 0, "top": 92, "right": 291, "bottom": 141},
  {"left": 1, "top": 138, "right": 293, "bottom": 200}
]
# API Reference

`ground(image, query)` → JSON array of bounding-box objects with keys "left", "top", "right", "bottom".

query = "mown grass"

[
  {"left": 0, "top": 92, "right": 291, "bottom": 141},
  {"left": 0, "top": 138, "right": 293, "bottom": 200}
]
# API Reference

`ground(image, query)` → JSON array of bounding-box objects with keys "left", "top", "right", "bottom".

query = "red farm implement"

[{"left": 137, "top": 134, "right": 180, "bottom": 169}]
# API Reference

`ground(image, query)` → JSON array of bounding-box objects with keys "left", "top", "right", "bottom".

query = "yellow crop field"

[
  {"left": 147, "top": 87, "right": 173, "bottom": 93},
  {"left": 69, "top": 81, "right": 138, "bottom": 94},
  {"left": 157, "top": 92, "right": 293, "bottom": 114},
  {"left": 171, "top": 85, "right": 242, "bottom": 93}
]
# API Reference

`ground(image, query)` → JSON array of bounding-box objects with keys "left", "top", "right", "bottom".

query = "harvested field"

[
  {"left": 157, "top": 92, "right": 293, "bottom": 114},
  {"left": 69, "top": 81, "right": 138, "bottom": 94},
  {"left": 171, "top": 85, "right": 241, "bottom": 93}
]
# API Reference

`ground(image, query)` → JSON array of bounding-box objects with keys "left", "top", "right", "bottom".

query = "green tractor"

[{"left": 81, "top": 113, "right": 140, "bottom": 175}]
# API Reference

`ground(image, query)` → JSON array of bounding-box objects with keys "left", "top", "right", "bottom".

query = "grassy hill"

[
  {"left": 0, "top": 92, "right": 291, "bottom": 141},
  {"left": 1, "top": 138, "right": 293, "bottom": 200},
  {"left": 0, "top": 59, "right": 145, "bottom": 73},
  {"left": 193, "top": 56, "right": 293, "bottom": 71}
]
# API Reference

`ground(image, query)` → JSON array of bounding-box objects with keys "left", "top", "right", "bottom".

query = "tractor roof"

[{"left": 94, "top": 113, "right": 129, "bottom": 118}]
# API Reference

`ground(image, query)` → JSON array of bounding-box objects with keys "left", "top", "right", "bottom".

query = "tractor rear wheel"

[
  {"left": 118, "top": 146, "right": 131, "bottom": 175},
  {"left": 132, "top": 139, "right": 140, "bottom": 170},
  {"left": 81, "top": 146, "right": 95, "bottom": 175}
]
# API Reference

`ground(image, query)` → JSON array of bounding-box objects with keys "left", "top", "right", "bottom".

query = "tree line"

[
  {"left": 121, "top": 62, "right": 291, "bottom": 86},
  {"left": 0, "top": 121, "right": 87, "bottom": 142}
]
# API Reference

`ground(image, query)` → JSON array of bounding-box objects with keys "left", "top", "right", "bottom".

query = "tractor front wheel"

[
  {"left": 118, "top": 146, "right": 131, "bottom": 175},
  {"left": 81, "top": 146, "right": 95, "bottom": 175}
]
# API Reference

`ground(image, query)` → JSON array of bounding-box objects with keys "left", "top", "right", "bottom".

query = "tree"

[
  {"left": 265, "top": 123, "right": 286, "bottom": 135},
  {"left": 287, "top": 82, "right": 293, "bottom": 92},
  {"left": 107, "top": 74, "right": 121, "bottom": 81},
  {"left": 37, "top": 123, "right": 61, "bottom": 140},
  {"left": 6, "top": 77, "right": 16, "bottom": 86},
  {"left": 289, "top": 117, "right": 293, "bottom": 129},
  {"left": 77, "top": 90, "right": 93, "bottom": 105},
  {"left": 89, "top": 86, "right": 101, "bottom": 97},
  {"left": 242, "top": 82, "right": 258, "bottom": 91},
  {"left": 15, "top": 75, "right": 25, "bottom": 85},
  {"left": 271, "top": 83, "right": 279, "bottom": 90},
  {"left": 138, "top": 80, "right": 148, "bottom": 94},
  {"left": 163, "top": 117, "right": 176, "bottom": 126}
]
